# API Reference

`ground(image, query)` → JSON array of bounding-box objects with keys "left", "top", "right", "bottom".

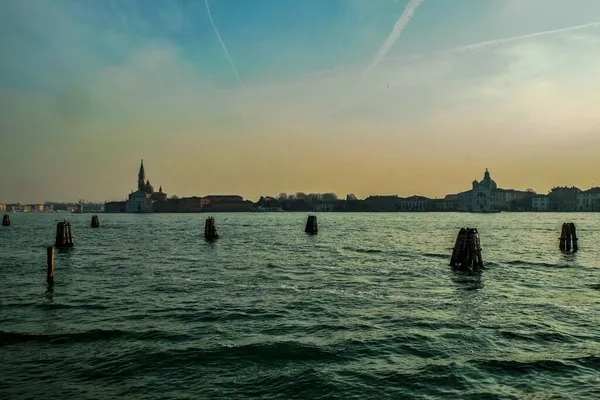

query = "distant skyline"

[{"left": 1, "top": 0, "right": 600, "bottom": 203}]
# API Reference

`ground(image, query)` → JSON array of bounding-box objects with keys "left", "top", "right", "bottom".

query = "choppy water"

[{"left": 1, "top": 212, "right": 599, "bottom": 399}]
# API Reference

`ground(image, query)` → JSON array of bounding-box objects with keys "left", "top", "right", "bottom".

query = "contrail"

[
  {"left": 452, "top": 20, "right": 600, "bottom": 53},
  {"left": 362, "top": 0, "right": 424, "bottom": 77},
  {"left": 205, "top": 0, "right": 244, "bottom": 87}
]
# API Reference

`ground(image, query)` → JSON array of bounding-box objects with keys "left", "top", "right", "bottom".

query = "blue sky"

[{"left": 1, "top": 0, "right": 600, "bottom": 202}]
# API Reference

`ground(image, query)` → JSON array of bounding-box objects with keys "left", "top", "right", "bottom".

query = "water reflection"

[
  {"left": 450, "top": 268, "right": 484, "bottom": 291},
  {"left": 45, "top": 282, "right": 54, "bottom": 302}
]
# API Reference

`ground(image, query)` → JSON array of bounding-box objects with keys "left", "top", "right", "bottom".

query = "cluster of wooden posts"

[
  {"left": 449, "top": 228, "right": 484, "bottom": 270},
  {"left": 559, "top": 223, "right": 578, "bottom": 253},
  {"left": 204, "top": 217, "right": 219, "bottom": 240},
  {"left": 1, "top": 214, "right": 581, "bottom": 281}
]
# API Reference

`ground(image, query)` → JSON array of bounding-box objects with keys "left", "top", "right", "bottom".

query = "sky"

[{"left": 1, "top": 0, "right": 600, "bottom": 202}]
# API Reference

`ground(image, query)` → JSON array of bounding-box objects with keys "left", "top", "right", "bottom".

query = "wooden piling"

[
  {"left": 559, "top": 223, "right": 568, "bottom": 252},
  {"left": 570, "top": 223, "right": 578, "bottom": 251},
  {"left": 55, "top": 221, "right": 74, "bottom": 248},
  {"left": 559, "top": 222, "right": 578, "bottom": 253},
  {"left": 47, "top": 246, "right": 55, "bottom": 283},
  {"left": 2, "top": 214, "right": 10, "bottom": 226},
  {"left": 91, "top": 215, "right": 100, "bottom": 228},
  {"left": 305, "top": 215, "right": 318, "bottom": 234},
  {"left": 204, "top": 217, "right": 219, "bottom": 240},
  {"left": 450, "top": 228, "right": 483, "bottom": 270}
]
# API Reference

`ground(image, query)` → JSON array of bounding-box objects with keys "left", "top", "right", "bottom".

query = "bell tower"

[{"left": 138, "top": 159, "right": 145, "bottom": 191}]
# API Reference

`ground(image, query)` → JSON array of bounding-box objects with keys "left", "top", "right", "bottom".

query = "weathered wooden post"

[
  {"left": 2, "top": 214, "right": 10, "bottom": 226},
  {"left": 450, "top": 228, "right": 483, "bottom": 270},
  {"left": 559, "top": 222, "right": 578, "bottom": 253},
  {"left": 204, "top": 217, "right": 219, "bottom": 240},
  {"left": 47, "top": 246, "right": 55, "bottom": 283},
  {"left": 91, "top": 215, "right": 100, "bottom": 228},
  {"left": 570, "top": 223, "right": 578, "bottom": 251},
  {"left": 55, "top": 221, "right": 74, "bottom": 248},
  {"left": 559, "top": 223, "right": 568, "bottom": 252},
  {"left": 305, "top": 215, "right": 318, "bottom": 234}
]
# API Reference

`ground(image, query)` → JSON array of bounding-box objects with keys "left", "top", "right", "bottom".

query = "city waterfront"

[{"left": 1, "top": 212, "right": 599, "bottom": 399}]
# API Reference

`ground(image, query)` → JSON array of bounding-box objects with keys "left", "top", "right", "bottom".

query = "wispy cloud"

[
  {"left": 362, "top": 0, "right": 424, "bottom": 77},
  {"left": 204, "top": 0, "right": 244, "bottom": 87}
]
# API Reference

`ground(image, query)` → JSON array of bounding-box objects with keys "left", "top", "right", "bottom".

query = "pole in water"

[
  {"left": 204, "top": 217, "right": 219, "bottom": 240},
  {"left": 559, "top": 223, "right": 568, "bottom": 252},
  {"left": 91, "top": 215, "right": 100, "bottom": 228},
  {"left": 47, "top": 246, "right": 55, "bottom": 283},
  {"left": 2, "top": 214, "right": 10, "bottom": 226},
  {"left": 55, "top": 221, "right": 74, "bottom": 248},
  {"left": 305, "top": 215, "right": 318, "bottom": 234},
  {"left": 559, "top": 222, "right": 578, "bottom": 253},
  {"left": 450, "top": 227, "right": 483, "bottom": 270},
  {"left": 570, "top": 223, "right": 578, "bottom": 251}
]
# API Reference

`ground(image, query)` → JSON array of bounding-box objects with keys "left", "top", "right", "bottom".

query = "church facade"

[
  {"left": 125, "top": 160, "right": 167, "bottom": 213},
  {"left": 457, "top": 169, "right": 531, "bottom": 212},
  {"left": 458, "top": 169, "right": 504, "bottom": 212}
]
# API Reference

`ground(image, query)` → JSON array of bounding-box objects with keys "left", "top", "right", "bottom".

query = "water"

[{"left": 1, "top": 212, "right": 599, "bottom": 399}]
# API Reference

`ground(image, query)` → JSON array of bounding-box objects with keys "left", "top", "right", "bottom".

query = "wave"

[
  {"left": 505, "top": 260, "right": 566, "bottom": 268},
  {"left": 0, "top": 329, "right": 191, "bottom": 346},
  {"left": 496, "top": 329, "right": 580, "bottom": 344},
  {"left": 342, "top": 246, "right": 386, "bottom": 254}
]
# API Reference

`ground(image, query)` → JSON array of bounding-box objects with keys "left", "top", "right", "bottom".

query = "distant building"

[
  {"left": 397, "top": 195, "right": 429, "bottom": 211},
  {"left": 577, "top": 187, "right": 600, "bottom": 211},
  {"left": 0, "top": 203, "right": 5, "bottom": 212},
  {"left": 204, "top": 195, "right": 243, "bottom": 203},
  {"left": 202, "top": 196, "right": 253, "bottom": 212},
  {"left": 7, "top": 204, "right": 21, "bottom": 212},
  {"left": 458, "top": 169, "right": 503, "bottom": 212},
  {"left": 426, "top": 195, "right": 458, "bottom": 211},
  {"left": 314, "top": 203, "right": 338, "bottom": 212},
  {"left": 532, "top": 195, "right": 550, "bottom": 212},
  {"left": 457, "top": 169, "right": 533, "bottom": 212},
  {"left": 125, "top": 160, "right": 167, "bottom": 213},
  {"left": 105, "top": 201, "right": 126, "bottom": 213},
  {"left": 549, "top": 186, "right": 581, "bottom": 211},
  {"left": 364, "top": 195, "right": 401, "bottom": 212}
]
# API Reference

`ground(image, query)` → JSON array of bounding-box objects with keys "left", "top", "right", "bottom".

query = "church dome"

[
  {"left": 481, "top": 169, "right": 497, "bottom": 189},
  {"left": 145, "top": 180, "right": 154, "bottom": 194}
]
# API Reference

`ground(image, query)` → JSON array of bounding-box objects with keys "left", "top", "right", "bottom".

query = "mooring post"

[
  {"left": 559, "top": 223, "right": 568, "bottom": 252},
  {"left": 560, "top": 223, "right": 578, "bottom": 253},
  {"left": 565, "top": 224, "right": 573, "bottom": 252},
  {"left": 570, "top": 223, "right": 578, "bottom": 251},
  {"left": 450, "top": 227, "right": 483, "bottom": 270},
  {"left": 472, "top": 228, "right": 484, "bottom": 269},
  {"left": 91, "top": 215, "right": 100, "bottom": 228},
  {"left": 450, "top": 228, "right": 466, "bottom": 266},
  {"left": 305, "top": 215, "right": 318, "bottom": 234},
  {"left": 47, "top": 246, "right": 55, "bottom": 283},
  {"left": 204, "top": 217, "right": 219, "bottom": 240},
  {"left": 55, "top": 221, "right": 74, "bottom": 248},
  {"left": 2, "top": 214, "right": 10, "bottom": 226}
]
